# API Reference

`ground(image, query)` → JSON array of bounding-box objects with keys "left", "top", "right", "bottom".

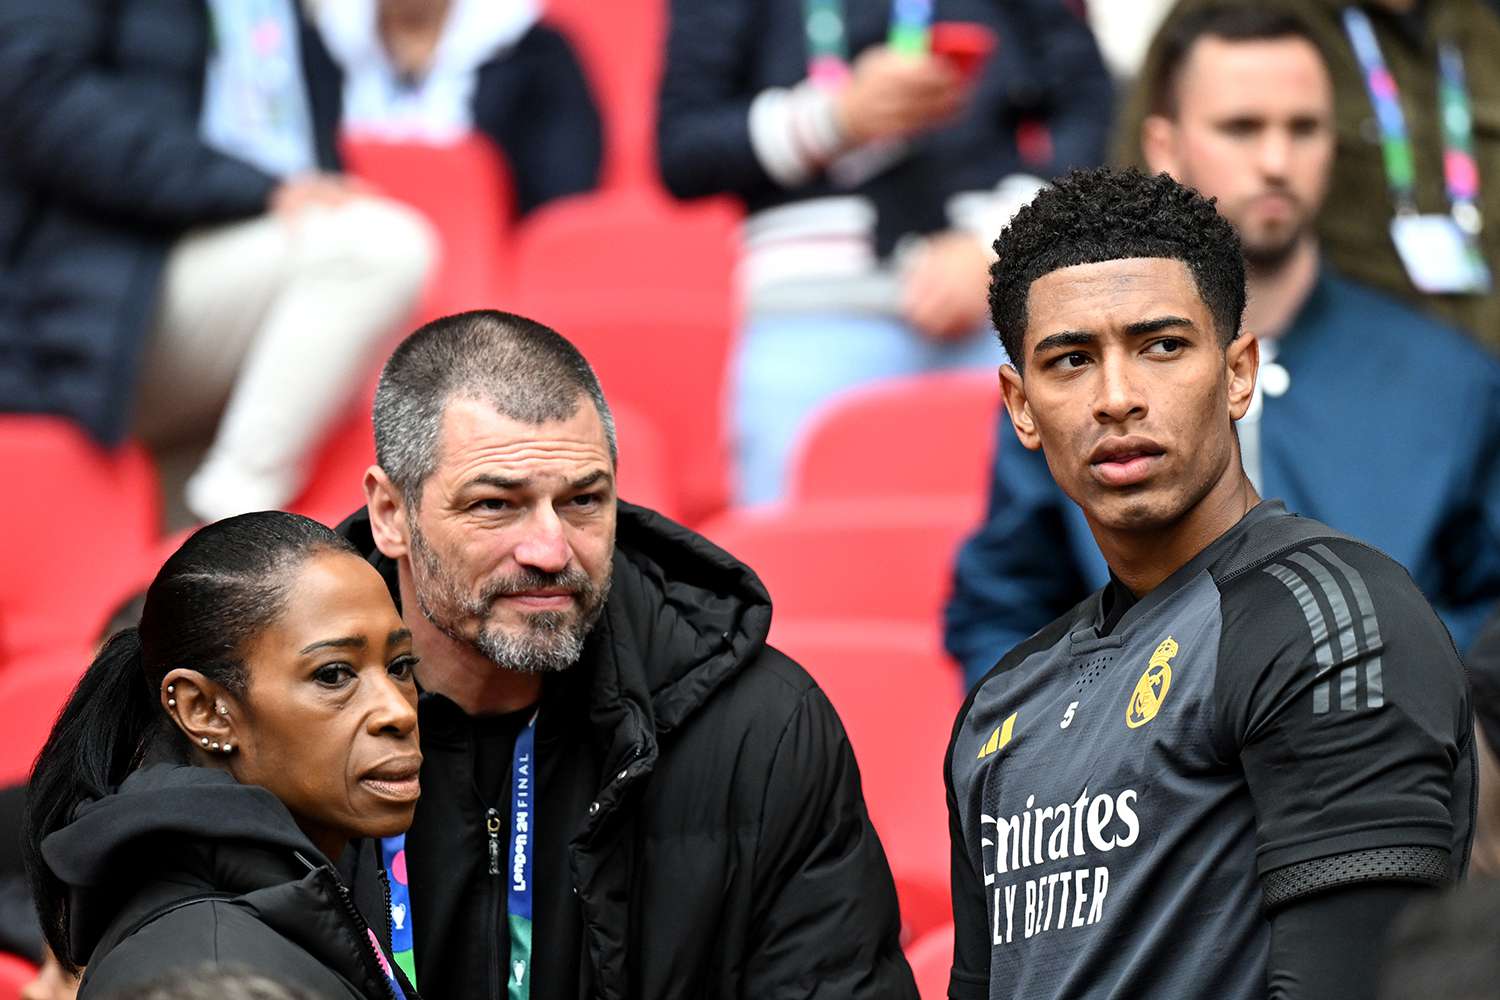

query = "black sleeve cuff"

[
  {"left": 1261, "top": 845, "right": 1451, "bottom": 911},
  {"left": 948, "top": 968, "right": 989, "bottom": 1000}
]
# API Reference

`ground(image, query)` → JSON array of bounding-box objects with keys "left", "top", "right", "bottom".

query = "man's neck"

[
  {"left": 1244, "top": 236, "right": 1320, "bottom": 341},
  {"left": 397, "top": 565, "right": 543, "bottom": 717},
  {"left": 1090, "top": 466, "right": 1262, "bottom": 598}
]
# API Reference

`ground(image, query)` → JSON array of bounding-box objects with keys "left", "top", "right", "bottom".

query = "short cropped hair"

[
  {"left": 989, "top": 167, "right": 1245, "bottom": 369},
  {"left": 373, "top": 310, "right": 617, "bottom": 504},
  {"left": 1148, "top": 5, "right": 1326, "bottom": 118}
]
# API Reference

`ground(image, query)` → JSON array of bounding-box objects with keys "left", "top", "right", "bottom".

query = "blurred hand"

[
  {"left": 902, "top": 231, "right": 993, "bottom": 340},
  {"left": 1470, "top": 725, "right": 1500, "bottom": 876},
  {"left": 834, "top": 46, "right": 968, "bottom": 145},
  {"left": 268, "top": 173, "right": 368, "bottom": 217}
]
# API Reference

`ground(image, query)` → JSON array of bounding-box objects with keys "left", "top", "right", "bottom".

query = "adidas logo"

[{"left": 977, "top": 711, "right": 1018, "bottom": 760}]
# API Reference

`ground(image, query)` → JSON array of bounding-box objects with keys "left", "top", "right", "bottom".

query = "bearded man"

[{"left": 339, "top": 310, "right": 916, "bottom": 1000}]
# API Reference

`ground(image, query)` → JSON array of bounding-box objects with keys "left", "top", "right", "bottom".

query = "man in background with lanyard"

[
  {"left": 1116, "top": 0, "right": 1500, "bottom": 351},
  {"left": 341, "top": 311, "right": 918, "bottom": 1000},
  {"left": 946, "top": 4, "right": 1500, "bottom": 688}
]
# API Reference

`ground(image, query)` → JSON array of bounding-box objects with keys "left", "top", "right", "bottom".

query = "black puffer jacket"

[
  {"left": 40, "top": 765, "right": 415, "bottom": 1000},
  {"left": 340, "top": 502, "right": 918, "bottom": 999}
]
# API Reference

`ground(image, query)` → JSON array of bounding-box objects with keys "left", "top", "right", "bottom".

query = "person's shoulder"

[
  {"left": 86, "top": 898, "right": 356, "bottom": 998},
  {"left": 953, "top": 593, "right": 1093, "bottom": 725},
  {"left": 1212, "top": 513, "right": 1420, "bottom": 606},
  {"left": 1322, "top": 270, "right": 1500, "bottom": 375}
]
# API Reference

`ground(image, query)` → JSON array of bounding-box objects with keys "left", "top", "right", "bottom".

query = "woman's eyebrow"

[{"left": 299, "top": 636, "right": 367, "bottom": 655}]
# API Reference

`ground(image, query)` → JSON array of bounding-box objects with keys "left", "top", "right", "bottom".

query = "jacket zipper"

[
  {"left": 296, "top": 851, "right": 399, "bottom": 1000},
  {"left": 487, "top": 807, "right": 503, "bottom": 1000}
]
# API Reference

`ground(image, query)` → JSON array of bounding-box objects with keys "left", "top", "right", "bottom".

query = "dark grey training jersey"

[{"left": 946, "top": 502, "right": 1475, "bottom": 1000}]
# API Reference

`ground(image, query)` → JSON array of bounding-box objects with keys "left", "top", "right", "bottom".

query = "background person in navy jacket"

[
  {"left": 0, "top": 0, "right": 434, "bottom": 527},
  {"left": 657, "top": 0, "right": 1114, "bottom": 505},
  {"left": 945, "top": 5, "right": 1500, "bottom": 684}
]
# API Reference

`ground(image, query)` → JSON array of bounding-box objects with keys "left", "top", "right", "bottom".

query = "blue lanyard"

[
  {"left": 380, "top": 711, "right": 540, "bottom": 998},
  {"left": 1343, "top": 7, "right": 1482, "bottom": 231},
  {"left": 507, "top": 713, "right": 538, "bottom": 1000}
]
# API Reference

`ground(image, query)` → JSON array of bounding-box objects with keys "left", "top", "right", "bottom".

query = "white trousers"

[{"left": 134, "top": 197, "right": 437, "bottom": 524}]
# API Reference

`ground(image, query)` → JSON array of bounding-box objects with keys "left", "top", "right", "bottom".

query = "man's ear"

[
  {"left": 365, "top": 465, "right": 411, "bottom": 560},
  {"left": 999, "top": 364, "right": 1043, "bottom": 451},
  {"left": 1225, "top": 333, "right": 1260, "bottom": 421},
  {"left": 1141, "top": 114, "right": 1180, "bottom": 178}
]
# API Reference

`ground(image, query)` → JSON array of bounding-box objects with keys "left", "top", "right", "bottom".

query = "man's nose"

[
  {"left": 1257, "top": 131, "right": 1292, "bottom": 179},
  {"left": 1094, "top": 354, "right": 1147, "bottom": 424},
  {"left": 512, "top": 505, "right": 573, "bottom": 574}
]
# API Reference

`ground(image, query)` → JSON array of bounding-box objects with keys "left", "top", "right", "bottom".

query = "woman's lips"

[{"left": 361, "top": 758, "right": 422, "bottom": 802}]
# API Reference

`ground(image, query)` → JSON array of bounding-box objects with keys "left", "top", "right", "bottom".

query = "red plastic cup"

[{"left": 930, "top": 21, "right": 997, "bottom": 83}]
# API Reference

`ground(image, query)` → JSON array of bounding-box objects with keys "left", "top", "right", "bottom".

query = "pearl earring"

[
  {"left": 221, "top": 743, "right": 234, "bottom": 754},
  {"left": 216, "top": 704, "right": 227, "bottom": 716},
  {"left": 200, "top": 737, "right": 210, "bottom": 747}
]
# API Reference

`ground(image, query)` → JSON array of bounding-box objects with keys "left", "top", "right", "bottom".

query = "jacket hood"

[{"left": 41, "top": 764, "right": 325, "bottom": 890}]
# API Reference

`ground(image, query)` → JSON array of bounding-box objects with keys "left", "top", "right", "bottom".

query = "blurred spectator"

[
  {"left": 658, "top": 0, "right": 1113, "bottom": 505},
  {"left": 1378, "top": 879, "right": 1500, "bottom": 1000},
  {"left": 1116, "top": 0, "right": 1500, "bottom": 351},
  {"left": 0, "top": 0, "right": 435, "bottom": 527},
  {"left": 946, "top": 5, "right": 1500, "bottom": 685},
  {"left": 317, "top": 0, "right": 602, "bottom": 217}
]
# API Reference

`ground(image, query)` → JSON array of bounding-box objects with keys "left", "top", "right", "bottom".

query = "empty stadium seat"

[
  {"left": 769, "top": 621, "right": 964, "bottom": 941},
  {"left": 0, "top": 953, "right": 37, "bottom": 1000},
  {"left": 544, "top": 0, "right": 666, "bottom": 189},
  {"left": 340, "top": 135, "right": 515, "bottom": 319},
  {"left": 0, "top": 645, "right": 91, "bottom": 785},
  {"left": 511, "top": 189, "right": 741, "bottom": 521},
  {"left": 699, "top": 497, "right": 980, "bottom": 626},
  {"left": 789, "top": 371, "right": 1001, "bottom": 504},
  {"left": 0, "top": 418, "right": 159, "bottom": 660},
  {"left": 905, "top": 923, "right": 956, "bottom": 1000}
]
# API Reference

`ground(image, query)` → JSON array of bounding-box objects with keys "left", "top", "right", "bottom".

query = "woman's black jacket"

[{"left": 40, "top": 764, "right": 415, "bottom": 1000}]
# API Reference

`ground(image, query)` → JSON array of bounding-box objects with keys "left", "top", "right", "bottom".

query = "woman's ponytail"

[{"left": 23, "top": 626, "right": 161, "bottom": 970}]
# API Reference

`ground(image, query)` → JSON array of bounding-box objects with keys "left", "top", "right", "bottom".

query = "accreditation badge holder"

[{"left": 1390, "top": 213, "right": 1493, "bottom": 294}]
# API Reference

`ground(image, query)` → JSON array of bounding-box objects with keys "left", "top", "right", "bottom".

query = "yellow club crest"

[{"left": 1126, "top": 636, "right": 1177, "bottom": 729}]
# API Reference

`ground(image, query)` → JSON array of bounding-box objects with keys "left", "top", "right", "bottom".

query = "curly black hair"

[{"left": 990, "top": 167, "right": 1245, "bottom": 369}]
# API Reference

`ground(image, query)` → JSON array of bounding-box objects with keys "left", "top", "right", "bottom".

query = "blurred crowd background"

[{"left": 3, "top": 0, "right": 1500, "bottom": 997}]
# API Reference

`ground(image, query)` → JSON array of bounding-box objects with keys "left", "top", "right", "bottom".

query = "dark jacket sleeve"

[
  {"left": 656, "top": 0, "right": 780, "bottom": 202},
  {"left": 944, "top": 418, "right": 1094, "bottom": 685},
  {"left": 1001, "top": 0, "right": 1114, "bottom": 174},
  {"left": 1434, "top": 368, "right": 1500, "bottom": 651},
  {"left": 745, "top": 686, "right": 918, "bottom": 999},
  {"left": 474, "top": 25, "right": 602, "bottom": 216},
  {"left": 946, "top": 745, "right": 989, "bottom": 1000},
  {"left": 81, "top": 901, "right": 364, "bottom": 999},
  {"left": 0, "top": 0, "right": 277, "bottom": 227}
]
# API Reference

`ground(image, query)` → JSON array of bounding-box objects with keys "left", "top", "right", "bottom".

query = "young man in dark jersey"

[{"left": 946, "top": 167, "right": 1474, "bottom": 999}]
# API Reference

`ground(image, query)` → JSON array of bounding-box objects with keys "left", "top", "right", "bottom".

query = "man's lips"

[
  {"left": 360, "top": 756, "right": 422, "bottom": 802},
  {"left": 1088, "top": 436, "right": 1166, "bottom": 488},
  {"left": 500, "top": 590, "right": 576, "bottom": 610}
]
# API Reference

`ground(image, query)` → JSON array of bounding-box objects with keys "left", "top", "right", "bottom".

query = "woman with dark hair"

[{"left": 23, "top": 511, "right": 422, "bottom": 999}]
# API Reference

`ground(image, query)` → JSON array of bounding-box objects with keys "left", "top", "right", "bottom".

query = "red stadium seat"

[
  {"left": 0, "top": 953, "right": 38, "bottom": 1000},
  {"left": 906, "top": 923, "right": 956, "bottom": 1000},
  {"left": 543, "top": 0, "right": 666, "bottom": 189},
  {"left": 0, "top": 418, "right": 159, "bottom": 660},
  {"left": 611, "top": 403, "right": 680, "bottom": 522},
  {"left": 511, "top": 190, "right": 741, "bottom": 522},
  {"left": 789, "top": 371, "right": 1001, "bottom": 505},
  {"left": 769, "top": 622, "right": 964, "bottom": 941},
  {"left": 699, "top": 497, "right": 980, "bottom": 626},
  {"left": 0, "top": 645, "right": 91, "bottom": 786},
  {"left": 340, "top": 135, "right": 515, "bottom": 319}
]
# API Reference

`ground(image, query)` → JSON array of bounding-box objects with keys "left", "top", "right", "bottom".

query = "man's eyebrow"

[
  {"left": 1031, "top": 330, "right": 1096, "bottom": 358},
  {"left": 461, "top": 473, "right": 527, "bottom": 491},
  {"left": 300, "top": 636, "right": 367, "bottom": 655},
  {"left": 1123, "top": 315, "right": 1195, "bottom": 336},
  {"left": 569, "top": 469, "right": 612, "bottom": 490},
  {"left": 387, "top": 628, "right": 413, "bottom": 647}
]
